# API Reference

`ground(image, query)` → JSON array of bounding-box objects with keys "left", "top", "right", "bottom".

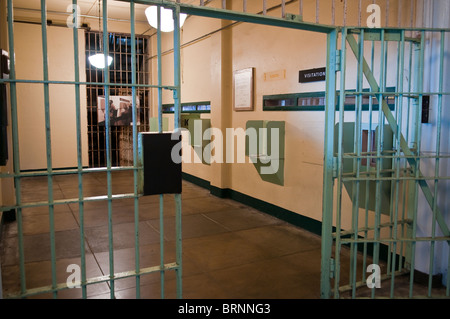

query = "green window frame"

[
  {"left": 162, "top": 101, "right": 211, "bottom": 113},
  {"left": 263, "top": 87, "right": 396, "bottom": 111}
]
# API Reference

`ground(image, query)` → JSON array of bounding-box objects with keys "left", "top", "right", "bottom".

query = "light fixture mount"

[{"left": 88, "top": 0, "right": 113, "bottom": 69}]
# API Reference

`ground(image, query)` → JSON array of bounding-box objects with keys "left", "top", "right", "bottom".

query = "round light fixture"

[
  {"left": 145, "top": 6, "right": 187, "bottom": 32},
  {"left": 89, "top": 53, "right": 113, "bottom": 69}
]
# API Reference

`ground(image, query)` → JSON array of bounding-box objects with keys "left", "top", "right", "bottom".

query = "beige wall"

[
  {"left": 14, "top": 23, "right": 88, "bottom": 170},
  {"left": 151, "top": 1, "right": 405, "bottom": 228}
]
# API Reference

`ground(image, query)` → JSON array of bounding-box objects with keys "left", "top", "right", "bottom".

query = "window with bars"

[{"left": 85, "top": 30, "right": 150, "bottom": 167}]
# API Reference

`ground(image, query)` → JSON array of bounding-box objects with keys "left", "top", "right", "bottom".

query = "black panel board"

[{"left": 141, "top": 132, "right": 182, "bottom": 196}]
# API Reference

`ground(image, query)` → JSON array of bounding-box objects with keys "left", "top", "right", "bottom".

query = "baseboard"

[
  {"left": 182, "top": 172, "right": 323, "bottom": 236},
  {"left": 0, "top": 209, "right": 16, "bottom": 241},
  {"left": 413, "top": 269, "right": 444, "bottom": 288},
  {"left": 20, "top": 166, "right": 89, "bottom": 173}
]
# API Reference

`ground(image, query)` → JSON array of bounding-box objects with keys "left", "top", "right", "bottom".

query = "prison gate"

[{"left": 0, "top": 0, "right": 449, "bottom": 299}]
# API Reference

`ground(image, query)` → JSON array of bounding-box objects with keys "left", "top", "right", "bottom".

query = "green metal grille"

[
  {"left": 321, "top": 27, "right": 450, "bottom": 299},
  {"left": 0, "top": 0, "right": 183, "bottom": 299}
]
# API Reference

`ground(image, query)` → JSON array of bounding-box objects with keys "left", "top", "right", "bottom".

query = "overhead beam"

[{"left": 117, "top": 0, "right": 336, "bottom": 34}]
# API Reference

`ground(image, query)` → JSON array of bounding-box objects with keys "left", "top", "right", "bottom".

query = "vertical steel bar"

[
  {"left": 390, "top": 30, "right": 406, "bottom": 298},
  {"left": 72, "top": 0, "right": 87, "bottom": 299},
  {"left": 408, "top": 33, "right": 425, "bottom": 298},
  {"left": 428, "top": 30, "right": 445, "bottom": 297},
  {"left": 40, "top": 0, "right": 57, "bottom": 299},
  {"left": 173, "top": 4, "right": 183, "bottom": 299},
  {"left": 320, "top": 29, "right": 337, "bottom": 299},
  {"left": 102, "top": 0, "right": 115, "bottom": 299},
  {"left": 130, "top": 0, "right": 141, "bottom": 299},
  {"left": 401, "top": 38, "right": 414, "bottom": 273},
  {"left": 156, "top": 4, "right": 166, "bottom": 299},
  {"left": 334, "top": 27, "right": 348, "bottom": 299},
  {"left": 352, "top": 29, "right": 365, "bottom": 298},
  {"left": 263, "top": 0, "right": 267, "bottom": 15},
  {"left": 243, "top": 0, "right": 247, "bottom": 13},
  {"left": 361, "top": 37, "right": 376, "bottom": 285},
  {"left": 281, "top": 0, "right": 286, "bottom": 18},
  {"left": 6, "top": 0, "right": 26, "bottom": 296},
  {"left": 371, "top": 28, "right": 386, "bottom": 299}
]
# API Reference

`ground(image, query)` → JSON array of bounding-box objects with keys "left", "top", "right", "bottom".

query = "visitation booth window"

[
  {"left": 263, "top": 88, "right": 396, "bottom": 111},
  {"left": 85, "top": 31, "right": 150, "bottom": 167},
  {"left": 162, "top": 102, "right": 211, "bottom": 113}
]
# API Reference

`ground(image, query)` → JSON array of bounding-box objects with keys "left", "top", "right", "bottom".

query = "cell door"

[
  {"left": 1, "top": 0, "right": 182, "bottom": 299},
  {"left": 321, "top": 27, "right": 450, "bottom": 299}
]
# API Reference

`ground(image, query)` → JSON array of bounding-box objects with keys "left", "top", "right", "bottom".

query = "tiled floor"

[
  {"left": 1, "top": 171, "right": 447, "bottom": 299},
  {"left": 0, "top": 171, "right": 324, "bottom": 299}
]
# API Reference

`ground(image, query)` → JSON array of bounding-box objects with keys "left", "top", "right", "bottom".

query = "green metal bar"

[
  {"left": 390, "top": 30, "right": 406, "bottom": 298},
  {"left": 5, "top": 262, "right": 179, "bottom": 299},
  {"left": 1, "top": 193, "right": 139, "bottom": 211},
  {"left": 157, "top": 6, "right": 163, "bottom": 133},
  {"left": 370, "top": 28, "right": 386, "bottom": 299},
  {"left": 407, "top": 34, "right": 423, "bottom": 299},
  {"left": 0, "top": 78, "right": 176, "bottom": 90},
  {"left": 402, "top": 31, "right": 415, "bottom": 284},
  {"left": 361, "top": 37, "right": 376, "bottom": 285},
  {"left": 71, "top": 0, "right": 87, "bottom": 299},
  {"left": 156, "top": 5, "right": 166, "bottom": 299},
  {"left": 349, "top": 29, "right": 364, "bottom": 298},
  {"left": 173, "top": 5, "right": 183, "bottom": 299},
  {"left": 320, "top": 29, "right": 337, "bottom": 299},
  {"left": 40, "top": 0, "right": 57, "bottom": 299},
  {"left": 334, "top": 27, "right": 348, "bottom": 299},
  {"left": 130, "top": 0, "right": 141, "bottom": 299},
  {"left": 102, "top": 0, "right": 115, "bottom": 299},
  {"left": 428, "top": 31, "right": 445, "bottom": 297},
  {"left": 399, "top": 40, "right": 411, "bottom": 280},
  {"left": 339, "top": 236, "right": 450, "bottom": 244},
  {"left": 6, "top": 0, "right": 26, "bottom": 297},
  {"left": 335, "top": 220, "right": 411, "bottom": 238}
]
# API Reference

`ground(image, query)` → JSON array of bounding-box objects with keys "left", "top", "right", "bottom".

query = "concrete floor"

[
  {"left": 0, "top": 170, "right": 324, "bottom": 299},
  {"left": 1, "top": 171, "right": 447, "bottom": 299}
]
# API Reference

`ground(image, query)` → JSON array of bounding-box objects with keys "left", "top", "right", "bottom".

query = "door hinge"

[
  {"left": 335, "top": 50, "right": 342, "bottom": 72},
  {"left": 330, "top": 258, "right": 335, "bottom": 279},
  {"left": 332, "top": 157, "right": 338, "bottom": 178}
]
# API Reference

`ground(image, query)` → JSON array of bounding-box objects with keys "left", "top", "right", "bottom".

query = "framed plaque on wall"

[{"left": 233, "top": 67, "right": 254, "bottom": 111}]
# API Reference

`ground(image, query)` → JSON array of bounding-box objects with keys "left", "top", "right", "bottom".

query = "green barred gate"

[{"left": 320, "top": 26, "right": 450, "bottom": 298}]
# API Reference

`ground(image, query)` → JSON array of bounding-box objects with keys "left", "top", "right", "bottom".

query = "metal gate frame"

[
  {"left": 321, "top": 26, "right": 450, "bottom": 299},
  {"left": 1, "top": 0, "right": 184, "bottom": 299},
  {"left": 2, "top": 0, "right": 450, "bottom": 300}
]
